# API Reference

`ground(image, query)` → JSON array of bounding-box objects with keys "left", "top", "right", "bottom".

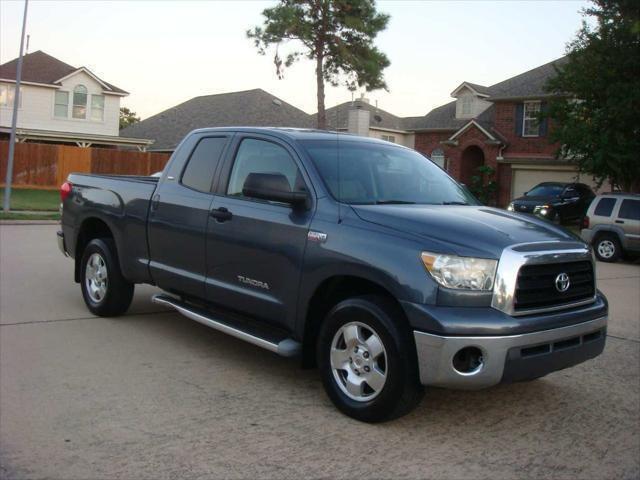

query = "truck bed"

[{"left": 62, "top": 172, "right": 160, "bottom": 284}]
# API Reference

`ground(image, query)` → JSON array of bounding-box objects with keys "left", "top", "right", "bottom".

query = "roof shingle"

[
  {"left": 0, "top": 50, "right": 127, "bottom": 94},
  {"left": 120, "top": 89, "right": 314, "bottom": 150}
]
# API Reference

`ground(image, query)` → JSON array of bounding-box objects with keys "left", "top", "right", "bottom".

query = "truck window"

[
  {"left": 181, "top": 137, "right": 228, "bottom": 193},
  {"left": 618, "top": 199, "right": 640, "bottom": 220},
  {"left": 227, "top": 138, "right": 303, "bottom": 198},
  {"left": 594, "top": 197, "right": 616, "bottom": 217}
]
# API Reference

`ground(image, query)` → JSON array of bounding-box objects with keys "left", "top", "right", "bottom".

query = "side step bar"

[{"left": 152, "top": 294, "right": 301, "bottom": 357}]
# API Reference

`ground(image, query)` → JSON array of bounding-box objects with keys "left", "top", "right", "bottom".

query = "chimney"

[{"left": 347, "top": 103, "right": 370, "bottom": 137}]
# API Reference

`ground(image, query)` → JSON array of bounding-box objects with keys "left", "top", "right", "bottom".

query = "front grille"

[
  {"left": 514, "top": 260, "right": 595, "bottom": 312},
  {"left": 516, "top": 204, "right": 534, "bottom": 213}
]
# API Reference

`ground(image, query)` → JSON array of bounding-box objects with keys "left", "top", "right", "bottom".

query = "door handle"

[
  {"left": 615, "top": 220, "right": 625, "bottom": 224},
  {"left": 210, "top": 207, "right": 232, "bottom": 222},
  {"left": 151, "top": 194, "right": 160, "bottom": 211}
]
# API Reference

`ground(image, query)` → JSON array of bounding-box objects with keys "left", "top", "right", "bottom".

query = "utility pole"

[{"left": 3, "top": 0, "right": 29, "bottom": 212}]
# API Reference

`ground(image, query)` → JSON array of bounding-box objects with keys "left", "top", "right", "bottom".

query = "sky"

[{"left": 0, "top": 0, "right": 591, "bottom": 120}]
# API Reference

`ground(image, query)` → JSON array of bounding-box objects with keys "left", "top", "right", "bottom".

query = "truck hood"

[{"left": 351, "top": 205, "right": 581, "bottom": 259}]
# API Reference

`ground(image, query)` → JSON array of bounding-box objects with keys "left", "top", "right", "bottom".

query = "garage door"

[{"left": 511, "top": 168, "right": 578, "bottom": 199}]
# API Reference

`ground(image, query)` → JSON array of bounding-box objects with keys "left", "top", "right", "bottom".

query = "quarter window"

[
  {"left": 72, "top": 85, "right": 88, "bottom": 119},
  {"left": 593, "top": 197, "right": 616, "bottom": 217},
  {"left": 91, "top": 95, "right": 104, "bottom": 121},
  {"left": 523, "top": 101, "right": 541, "bottom": 136},
  {"left": 181, "top": 137, "right": 228, "bottom": 192},
  {"left": 54, "top": 91, "right": 69, "bottom": 118},
  {"left": 618, "top": 199, "right": 640, "bottom": 221},
  {"left": 227, "top": 138, "right": 302, "bottom": 200}
]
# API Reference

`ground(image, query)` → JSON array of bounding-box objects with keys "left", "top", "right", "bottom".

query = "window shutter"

[
  {"left": 540, "top": 102, "right": 548, "bottom": 136},
  {"left": 515, "top": 103, "right": 524, "bottom": 136}
]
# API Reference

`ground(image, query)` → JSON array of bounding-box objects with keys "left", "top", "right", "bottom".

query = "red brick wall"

[{"left": 493, "top": 101, "right": 559, "bottom": 157}]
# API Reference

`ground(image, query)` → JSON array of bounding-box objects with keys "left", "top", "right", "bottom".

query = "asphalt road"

[{"left": 1, "top": 224, "right": 638, "bottom": 479}]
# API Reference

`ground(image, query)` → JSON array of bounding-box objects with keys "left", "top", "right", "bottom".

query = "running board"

[{"left": 151, "top": 294, "right": 301, "bottom": 357}]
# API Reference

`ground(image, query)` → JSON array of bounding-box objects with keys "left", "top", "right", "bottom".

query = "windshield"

[
  {"left": 526, "top": 184, "right": 565, "bottom": 197},
  {"left": 301, "top": 140, "right": 479, "bottom": 206}
]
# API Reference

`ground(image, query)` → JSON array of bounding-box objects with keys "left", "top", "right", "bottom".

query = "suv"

[
  {"left": 508, "top": 182, "right": 595, "bottom": 224},
  {"left": 581, "top": 193, "right": 640, "bottom": 262}
]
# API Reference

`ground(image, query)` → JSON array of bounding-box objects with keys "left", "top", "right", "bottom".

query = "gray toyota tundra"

[{"left": 57, "top": 127, "right": 608, "bottom": 422}]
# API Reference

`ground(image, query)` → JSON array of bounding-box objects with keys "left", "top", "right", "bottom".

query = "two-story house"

[
  {"left": 406, "top": 57, "right": 598, "bottom": 206},
  {"left": 0, "top": 50, "right": 152, "bottom": 149}
]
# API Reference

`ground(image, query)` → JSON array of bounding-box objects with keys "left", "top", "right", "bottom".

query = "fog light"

[
  {"left": 452, "top": 347, "right": 484, "bottom": 375},
  {"left": 539, "top": 208, "right": 548, "bottom": 216}
]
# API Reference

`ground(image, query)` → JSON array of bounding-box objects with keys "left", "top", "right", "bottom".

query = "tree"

[
  {"left": 119, "top": 107, "right": 140, "bottom": 130},
  {"left": 248, "top": 0, "right": 390, "bottom": 129},
  {"left": 469, "top": 165, "right": 498, "bottom": 206},
  {"left": 545, "top": 0, "right": 640, "bottom": 192}
]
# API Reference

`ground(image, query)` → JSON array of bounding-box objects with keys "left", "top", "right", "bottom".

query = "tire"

[
  {"left": 317, "top": 295, "right": 424, "bottom": 423},
  {"left": 594, "top": 233, "right": 621, "bottom": 263},
  {"left": 80, "top": 238, "right": 134, "bottom": 316}
]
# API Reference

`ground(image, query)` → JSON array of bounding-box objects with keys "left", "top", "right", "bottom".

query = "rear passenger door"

[
  {"left": 204, "top": 135, "right": 314, "bottom": 331},
  {"left": 616, "top": 199, "right": 640, "bottom": 251},
  {"left": 148, "top": 134, "right": 230, "bottom": 299}
]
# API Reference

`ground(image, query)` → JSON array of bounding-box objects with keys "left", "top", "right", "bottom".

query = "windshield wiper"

[
  {"left": 442, "top": 201, "right": 469, "bottom": 205},
  {"left": 375, "top": 200, "right": 416, "bottom": 205}
]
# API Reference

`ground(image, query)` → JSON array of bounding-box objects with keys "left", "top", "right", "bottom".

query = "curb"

[{"left": 0, "top": 220, "right": 60, "bottom": 225}]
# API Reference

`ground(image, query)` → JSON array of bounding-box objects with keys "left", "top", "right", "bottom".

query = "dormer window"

[
  {"left": 461, "top": 96, "right": 473, "bottom": 116},
  {"left": 72, "top": 85, "right": 88, "bottom": 119}
]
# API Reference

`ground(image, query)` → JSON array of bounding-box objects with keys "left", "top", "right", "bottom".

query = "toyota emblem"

[{"left": 555, "top": 272, "right": 570, "bottom": 292}]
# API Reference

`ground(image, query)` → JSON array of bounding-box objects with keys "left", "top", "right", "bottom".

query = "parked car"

[
  {"left": 581, "top": 192, "right": 640, "bottom": 262},
  {"left": 57, "top": 128, "right": 607, "bottom": 422},
  {"left": 507, "top": 182, "right": 595, "bottom": 224}
]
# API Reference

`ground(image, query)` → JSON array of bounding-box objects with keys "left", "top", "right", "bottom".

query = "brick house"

[{"left": 406, "top": 57, "right": 597, "bottom": 206}]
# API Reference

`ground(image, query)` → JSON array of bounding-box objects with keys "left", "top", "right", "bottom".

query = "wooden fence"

[{"left": 0, "top": 141, "right": 171, "bottom": 189}]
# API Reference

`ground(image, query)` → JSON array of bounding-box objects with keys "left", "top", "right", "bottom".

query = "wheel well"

[
  {"left": 594, "top": 229, "right": 621, "bottom": 244},
  {"left": 301, "top": 276, "right": 404, "bottom": 368},
  {"left": 74, "top": 218, "right": 114, "bottom": 282}
]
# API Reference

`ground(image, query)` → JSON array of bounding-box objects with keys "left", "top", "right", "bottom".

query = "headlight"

[
  {"left": 507, "top": 203, "right": 514, "bottom": 211},
  {"left": 534, "top": 205, "right": 550, "bottom": 216},
  {"left": 421, "top": 252, "right": 497, "bottom": 291}
]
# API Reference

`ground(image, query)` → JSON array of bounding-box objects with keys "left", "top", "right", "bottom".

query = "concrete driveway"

[{"left": 1, "top": 224, "right": 638, "bottom": 479}]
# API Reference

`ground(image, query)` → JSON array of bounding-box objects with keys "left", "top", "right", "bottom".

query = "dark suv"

[{"left": 508, "top": 182, "right": 595, "bottom": 224}]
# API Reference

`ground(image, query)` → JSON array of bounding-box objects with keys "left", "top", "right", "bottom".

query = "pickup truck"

[{"left": 58, "top": 127, "right": 608, "bottom": 422}]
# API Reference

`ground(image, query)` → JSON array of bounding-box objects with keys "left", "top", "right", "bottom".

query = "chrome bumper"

[
  {"left": 413, "top": 315, "right": 607, "bottom": 389},
  {"left": 57, "top": 230, "right": 68, "bottom": 257}
]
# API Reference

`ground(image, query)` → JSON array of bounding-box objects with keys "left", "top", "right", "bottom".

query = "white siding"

[
  {"left": 368, "top": 129, "right": 414, "bottom": 148},
  {"left": 455, "top": 89, "right": 491, "bottom": 120},
  {"left": 0, "top": 71, "right": 121, "bottom": 136}
]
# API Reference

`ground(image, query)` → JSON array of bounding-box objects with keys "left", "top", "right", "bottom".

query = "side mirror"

[{"left": 242, "top": 172, "right": 309, "bottom": 208}]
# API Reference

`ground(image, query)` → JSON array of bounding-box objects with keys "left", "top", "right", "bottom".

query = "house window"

[
  {"left": 431, "top": 148, "right": 445, "bottom": 168},
  {"left": 0, "top": 84, "right": 22, "bottom": 107},
  {"left": 54, "top": 91, "right": 69, "bottom": 118},
  {"left": 381, "top": 135, "right": 396, "bottom": 143},
  {"left": 72, "top": 85, "right": 88, "bottom": 119},
  {"left": 91, "top": 95, "right": 104, "bottom": 121},
  {"left": 461, "top": 96, "right": 473, "bottom": 116},
  {"left": 523, "top": 101, "right": 541, "bottom": 136}
]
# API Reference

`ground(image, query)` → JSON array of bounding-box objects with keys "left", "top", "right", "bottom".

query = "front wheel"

[
  {"left": 80, "top": 238, "right": 134, "bottom": 316},
  {"left": 317, "top": 295, "right": 423, "bottom": 422}
]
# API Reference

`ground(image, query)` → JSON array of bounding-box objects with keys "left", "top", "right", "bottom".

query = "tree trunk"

[{"left": 316, "top": 53, "right": 326, "bottom": 130}]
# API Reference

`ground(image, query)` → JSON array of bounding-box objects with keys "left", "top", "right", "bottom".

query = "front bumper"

[
  {"left": 413, "top": 315, "right": 607, "bottom": 389},
  {"left": 57, "top": 230, "right": 68, "bottom": 257}
]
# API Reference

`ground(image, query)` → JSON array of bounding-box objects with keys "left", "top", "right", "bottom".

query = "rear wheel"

[
  {"left": 80, "top": 238, "right": 134, "bottom": 316},
  {"left": 594, "top": 234, "right": 621, "bottom": 262},
  {"left": 317, "top": 295, "right": 423, "bottom": 422}
]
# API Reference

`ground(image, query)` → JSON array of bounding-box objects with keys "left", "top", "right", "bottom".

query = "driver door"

[{"left": 204, "top": 135, "right": 313, "bottom": 331}]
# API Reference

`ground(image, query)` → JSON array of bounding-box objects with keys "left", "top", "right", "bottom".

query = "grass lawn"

[
  {"left": 0, "top": 211, "right": 60, "bottom": 221},
  {"left": 0, "top": 188, "right": 60, "bottom": 211}
]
